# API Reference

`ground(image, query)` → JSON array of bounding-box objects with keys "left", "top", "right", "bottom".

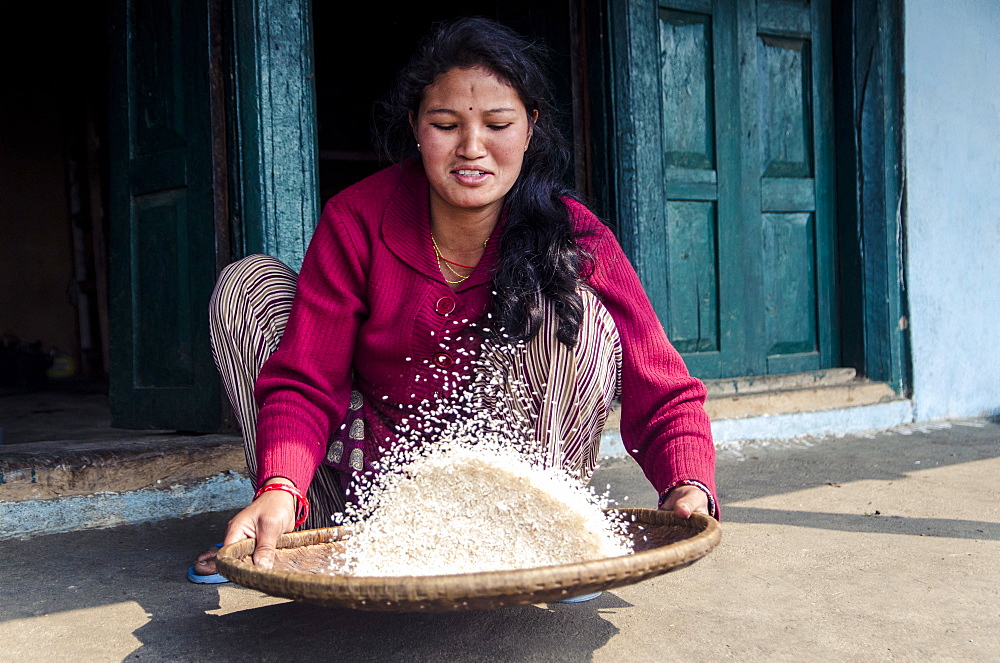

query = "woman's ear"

[
  {"left": 409, "top": 111, "right": 421, "bottom": 150},
  {"left": 526, "top": 109, "right": 539, "bottom": 148}
]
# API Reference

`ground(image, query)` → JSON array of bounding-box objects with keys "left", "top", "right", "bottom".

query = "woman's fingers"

[
  {"left": 251, "top": 508, "right": 291, "bottom": 569},
  {"left": 659, "top": 484, "right": 709, "bottom": 518},
  {"left": 253, "top": 490, "right": 296, "bottom": 568},
  {"left": 673, "top": 499, "right": 694, "bottom": 519},
  {"left": 223, "top": 511, "right": 257, "bottom": 547},
  {"left": 220, "top": 490, "right": 296, "bottom": 568}
]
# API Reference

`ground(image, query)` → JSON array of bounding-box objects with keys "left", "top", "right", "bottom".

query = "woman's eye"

[
  {"left": 432, "top": 124, "right": 457, "bottom": 131},
  {"left": 488, "top": 123, "right": 513, "bottom": 131}
]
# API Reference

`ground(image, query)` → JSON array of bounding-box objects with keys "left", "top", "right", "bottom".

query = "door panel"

[
  {"left": 665, "top": 200, "right": 720, "bottom": 354},
  {"left": 749, "top": 0, "right": 835, "bottom": 374},
  {"left": 657, "top": 3, "right": 746, "bottom": 377},
  {"left": 108, "top": 0, "right": 224, "bottom": 429},
  {"left": 132, "top": 190, "right": 192, "bottom": 388},
  {"left": 613, "top": 0, "right": 836, "bottom": 379},
  {"left": 762, "top": 212, "right": 817, "bottom": 357},
  {"left": 658, "top": 9, "right": 723, "bottom": 358},
  {"left": 659, "top": 9, "right": 716, "bottom": 174},
  {"left": 758, "top": 36, "right": 813, "bottom": 178}
]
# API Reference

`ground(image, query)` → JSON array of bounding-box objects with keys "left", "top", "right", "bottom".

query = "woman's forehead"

[{"left": 419, "top": 67, "right": 524, "bottom": 112}]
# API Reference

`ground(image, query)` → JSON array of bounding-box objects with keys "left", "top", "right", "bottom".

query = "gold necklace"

[
  {"left": 440, "top": 257, "right": 470, "bottom": 282},
  {"left": 432, "top": 240, "right": 470, "bottom": 283},
  {"left": 438, "top": 257, "right": 469, "bottom": 283},
  {"left": 431, "top": 234, "right": 488, "bottom": 285}
]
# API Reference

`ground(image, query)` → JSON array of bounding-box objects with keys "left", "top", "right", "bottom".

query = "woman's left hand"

[{"left": 659, "top": 484, "right": 710, "bottom": 518}]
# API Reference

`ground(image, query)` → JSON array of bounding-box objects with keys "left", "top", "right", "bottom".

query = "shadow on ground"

[
  {"left": 129, "top": 592, "right": 625, "bottom": 661},
  {"left": 0, "top": 510, "right": 625, "bottom": 661},
  {"left": 596, "top": 417, "right": 1000, "bottom": 541},
  {"left": 712, "top": 418, "right": 1000, "bottom": 504},
  {"left": 723, "top": 505, "right": 1000, "bottom": 540}
]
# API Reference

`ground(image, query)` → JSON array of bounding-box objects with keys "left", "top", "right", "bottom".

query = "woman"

[{"left": 191, "top": 16, "right": 715, "bottom": 581}]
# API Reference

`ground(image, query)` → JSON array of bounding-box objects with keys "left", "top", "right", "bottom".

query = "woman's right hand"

[{"left": 222, "top": 479, "right": 297, "bottom": 569}]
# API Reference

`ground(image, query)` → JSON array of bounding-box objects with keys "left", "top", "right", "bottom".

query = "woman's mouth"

[{"left": 451, "top": 169, "right": 492, "bottom": 184}]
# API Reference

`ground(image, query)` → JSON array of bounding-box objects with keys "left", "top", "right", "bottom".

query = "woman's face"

[{"left": 411, "top": 66, "right": 536, "bottom": 222}]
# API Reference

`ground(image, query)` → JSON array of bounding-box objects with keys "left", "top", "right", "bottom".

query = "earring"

[{"left": 417, "top": 143, "right": 421, "bottom": 149}]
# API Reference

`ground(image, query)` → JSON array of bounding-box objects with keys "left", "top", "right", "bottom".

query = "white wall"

[{"left": 904, "top": 0, "right": 1000, "bottom": 420}]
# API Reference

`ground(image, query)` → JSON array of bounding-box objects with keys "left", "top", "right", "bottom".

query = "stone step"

[
  {"left": 2, "top": 371, "right": 896, "bottom": 499},
  {"left": 704, "top": 379, "right": 900, "bottom": 421},
  {"left": 704, "top": 368, "right": 859, "bottom": 397},
  {"left": 0, "top": 434, "right": 245, "bottom": 503},
  {"left": 603, "top": 369, "right": 900, "bottom": 429}
]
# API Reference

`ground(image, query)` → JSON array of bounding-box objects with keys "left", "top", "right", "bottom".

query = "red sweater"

[{"left": 254, "top": 159, "right": 716, "bottom": 502}]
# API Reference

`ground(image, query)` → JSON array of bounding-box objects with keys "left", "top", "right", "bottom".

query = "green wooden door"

[
  {"left": 610, "top": 0, "right": 837, "bottom": 379},
  {"left": 107, "top": 0, "right": 225, "bottom": 430}
]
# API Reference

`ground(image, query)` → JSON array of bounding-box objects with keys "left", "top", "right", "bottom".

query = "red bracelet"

[{"left": 254, "top": 483, "right": 310, "bottom": 528}]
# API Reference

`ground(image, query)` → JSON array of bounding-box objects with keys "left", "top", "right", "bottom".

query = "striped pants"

[{"left": 209, "top": 255, "right": 622, "bottom": 529}]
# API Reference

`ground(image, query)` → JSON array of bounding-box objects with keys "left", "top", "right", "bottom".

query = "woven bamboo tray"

[{"left": 215, "top": 508, "right": 720, "bottom": 612}]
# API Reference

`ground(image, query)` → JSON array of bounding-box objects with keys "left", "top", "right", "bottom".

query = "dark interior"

[
  {"left": 0, "top": 3, "right": 110, "bottom": 406},
  {"left": 312, "top": 3, "right": 575, "bottom": 203}
]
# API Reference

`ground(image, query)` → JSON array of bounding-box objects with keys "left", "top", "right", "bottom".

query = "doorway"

[{"left": 0, "top": 3, "right": 112, "bottom": 444}]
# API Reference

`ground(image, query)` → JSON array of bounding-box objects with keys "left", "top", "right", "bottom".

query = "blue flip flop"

[
  {"left": 187, "top": 543, "right": 229, "bottom": 584},
  {"left": 559, "top": 591, "right": 603, "bottom": 603}
]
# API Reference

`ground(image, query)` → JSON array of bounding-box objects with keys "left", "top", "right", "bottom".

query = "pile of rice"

[{"left": 330, "top": 441, "right": 633, "bottom": 577}]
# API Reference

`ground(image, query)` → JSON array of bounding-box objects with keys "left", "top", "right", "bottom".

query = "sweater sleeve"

[
  {"left": 253, "top": 198, "right": 371, "bottom": 492},
  {"left": 576, "top": 208, "right": 717, "bottom": 507}
]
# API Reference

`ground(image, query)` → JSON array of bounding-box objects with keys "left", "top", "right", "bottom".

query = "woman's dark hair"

[{"left": 377, "top": 16, "right": 587, "bottom": 347}]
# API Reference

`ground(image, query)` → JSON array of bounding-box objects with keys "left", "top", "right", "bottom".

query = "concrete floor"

[{"left": 1, "top": 417, "right": 998, "bottom": 662}]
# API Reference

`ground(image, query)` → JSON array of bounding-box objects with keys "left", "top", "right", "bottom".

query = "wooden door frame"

[
  {"left": 584, "top": 0, "right": 909, "bottom": 392},
  {"left": 224, "top": 0, "right": 320, "bottom": 273},
  {"left": 830, "top": 0, "right": 909, "bottom": 393}
]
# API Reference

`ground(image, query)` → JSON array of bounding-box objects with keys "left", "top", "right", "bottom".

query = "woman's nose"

[{"left": 457, "top": 128, "right": 487, "bottom": 159}]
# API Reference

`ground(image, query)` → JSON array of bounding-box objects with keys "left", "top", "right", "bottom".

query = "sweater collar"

[{"left": 381, "top": 158, "right": 503, "bottom": 293}]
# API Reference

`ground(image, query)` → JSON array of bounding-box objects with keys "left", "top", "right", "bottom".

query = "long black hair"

[{"left": 376, "top": 16, "right": 587, "bottom": 347}]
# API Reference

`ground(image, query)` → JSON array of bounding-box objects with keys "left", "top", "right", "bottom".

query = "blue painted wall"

[{"left": 904, "top": 0, "right": 1000, "bottom": 420}]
